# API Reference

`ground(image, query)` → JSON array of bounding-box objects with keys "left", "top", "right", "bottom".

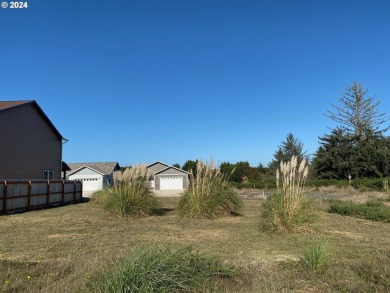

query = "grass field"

[{"left": 1, "top": 193, "right": 390, "bottom": 292}]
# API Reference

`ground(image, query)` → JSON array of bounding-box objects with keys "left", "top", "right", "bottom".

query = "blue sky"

[{"left": 1, "top": 0, "right": 390, "bottom": 167}]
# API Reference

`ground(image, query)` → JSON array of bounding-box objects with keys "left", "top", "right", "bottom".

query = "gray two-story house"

[{"left": 0, "top": 100, "right": 64, "bottom": 180}]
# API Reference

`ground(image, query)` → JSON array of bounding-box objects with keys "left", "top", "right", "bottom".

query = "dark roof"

[
  {"left": 67, "top": 162, "right": 120, "bottom": 176},
  {"left": 62, "top": 161, "right": 71, "bottom": 171},
  {"left": 0, "top": 100, "right": 63, "bottom": 140}
]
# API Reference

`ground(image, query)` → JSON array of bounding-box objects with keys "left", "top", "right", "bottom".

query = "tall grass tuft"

[
  {"left": 178, "top": 160, "right": 242, "bottom": 218},
  {"left": 302, "top": 241, "right": 329, "bottom": 270},
  {"left": 261, "top": 156, "right": 312, "bottom": 232},
  {"left": 102, "top": 165, "right": 160, "bottom": 217},
  {"left": 83, "top": 243, "right": 236, "bottom": 293}
]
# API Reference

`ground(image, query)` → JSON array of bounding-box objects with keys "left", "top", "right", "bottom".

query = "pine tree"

[
  {"left": 313, "top": 82, "right": 390, "bottom": 179},
  {"left": 326, "top": 81, "right": 389, "bottom": 141},
  {"left": 268, "top": 133, "right": 308, "bottom": 172}
]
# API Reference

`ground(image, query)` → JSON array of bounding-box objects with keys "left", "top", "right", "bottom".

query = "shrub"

[
  {"left": 102, "top": 165, "right": 160, "bottom": 217},
  {"left": 261, "top": 156, "right": 312, "bottom": 232},
  {"left": 178, "top": 160, "right": 242, "bottom": 218},
  {"left": 302, "top": 241, "right": 329, "bottom": 270},
  {"left": 84, "top": 243, "right": 236, "bottom": 293},
  {"left": 329, "top": 199, "right": 390, "bottom": 222}
]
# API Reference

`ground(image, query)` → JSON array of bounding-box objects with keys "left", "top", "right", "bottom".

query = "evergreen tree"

[
  {"left": 313, "top": 82, "right": 390, "bottom": 179},
  {"left": 326, "top": 81, "right": 389, "bottom": 141},
  {"left": 268, "top": 133, "right": 308, "bottom": 171},
  {"left": 182, "top": 160, "right": 197, "bottom": 176}
]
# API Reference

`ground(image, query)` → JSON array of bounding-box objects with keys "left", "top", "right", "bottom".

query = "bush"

[
  {"left": 302, "top": 241, "right": 329, "bottom": 270},
  {"left": 261, "top": 156, "right": 313, "bottom": 233},
  {"left": 329, "top": 199, "right": 390, "bottom": 222},
  {"left": 178, "top": 160, "right": 242, "bottom": 218},
  {"left": 101, "top": 165, "right": 160, "bottom": 217},
  {"left": 84, "top": 243, "right": 236, "bottom": 293}
]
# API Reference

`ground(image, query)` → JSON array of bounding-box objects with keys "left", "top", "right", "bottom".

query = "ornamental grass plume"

[
  {"left": 276, "top": 156, "right": 308, "bottom": 218},
  {"left": 262, "top": 156, "right": 311, "bottom": 233},
  {"left": 178, "top": 159, "right": 242, "bottom": 218},
  {"left": 103, "top": 165, "right": 160, "bottom": 217}
]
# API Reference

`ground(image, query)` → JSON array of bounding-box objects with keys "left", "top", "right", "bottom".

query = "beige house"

[
  {"left": 66, "top": 162, "right": 121, "bottom": 193},
  {"left": 0, "top": 100, "right": 65, "bottom": 180},
  {"left": 147, "top": 161, "right": 190, "bottom": 190}
]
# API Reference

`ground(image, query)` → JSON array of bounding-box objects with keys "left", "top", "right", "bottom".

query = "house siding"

[
  {"left": 148, "top": 162, "right": 169, "bottom": 174},
  {"left": 0, "top": 104, "right": 62, "bottom": 179}
]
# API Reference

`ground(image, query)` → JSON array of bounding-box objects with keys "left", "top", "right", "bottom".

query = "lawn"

[{"left": 1, "top": 195, "right": 390, "bottom": 292}]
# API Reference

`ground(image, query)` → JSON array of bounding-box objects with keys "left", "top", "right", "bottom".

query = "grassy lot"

[{"left": 1, "top": 195, "right": 390, "bottom": 292}]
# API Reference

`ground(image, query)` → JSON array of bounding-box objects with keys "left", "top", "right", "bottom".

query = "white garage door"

[
  {"left": 159, "top": 176, "right": 183, "bottom": 190},
  {"left": 69, "top": 176, "right": 102, "bottom": 192},
  {"left": 81, "top": 177, "right": 101, "bottom": 192}
]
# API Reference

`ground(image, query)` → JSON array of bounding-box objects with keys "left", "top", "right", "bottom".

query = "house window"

[{"left": 43, "top": 170, "right": 54, "bottom": 180}]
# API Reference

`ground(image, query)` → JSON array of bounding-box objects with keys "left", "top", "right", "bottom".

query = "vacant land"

[{"left": 1, "top": 192, "right": 390, "bottom": 292}]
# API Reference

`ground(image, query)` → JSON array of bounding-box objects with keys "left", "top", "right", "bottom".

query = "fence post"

[
  {"left": 73, "top": 181, "right": 76, "bottom": 203},
  {"left": 27, "top": 181, "right": 32, "bottom": 211},
  {"left": 62, "top": 180, "right": 65, "bottom": 204},
  {"left": 2, "top": 181, "right": 7, "bottom": 214},
  {"left": 46, "top": 181, "right": 50, "bottom": 207}
]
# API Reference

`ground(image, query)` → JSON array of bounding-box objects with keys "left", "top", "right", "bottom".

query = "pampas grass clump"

[
  {"left": 102, "top": 165, "right": 160, "bottom": 217},
  {"left": 178, "top": 160, "right": 242, "bottom": 219},
  {"left": 262, "top": 156, "right": 312, "bottom": 232}
]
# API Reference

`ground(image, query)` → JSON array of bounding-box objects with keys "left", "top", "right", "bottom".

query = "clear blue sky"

[{"left": 1, "top": 0, "right": 390, "bottom": 167}]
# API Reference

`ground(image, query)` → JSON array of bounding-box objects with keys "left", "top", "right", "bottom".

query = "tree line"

[{"left": 177, "top": 81, "right": 390, "bottom": 182}]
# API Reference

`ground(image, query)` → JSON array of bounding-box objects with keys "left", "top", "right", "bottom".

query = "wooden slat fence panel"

[{"left": 0, "top": 180, "right": 83, "bottom": 214}]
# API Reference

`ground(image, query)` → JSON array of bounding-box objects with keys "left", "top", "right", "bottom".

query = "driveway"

[{"left": 153, "top": 189, "right": 184, "bottom": 197}]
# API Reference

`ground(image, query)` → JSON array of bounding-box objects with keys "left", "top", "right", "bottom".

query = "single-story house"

[
  {"left": 0, "top": 100, "right": 66, "bottom": 179},
  {"left": 147, "top": 161, "right": 190, "bottom": 190},
  {"left": 66, "top": 162, "right": 121, "bottom": 193}
]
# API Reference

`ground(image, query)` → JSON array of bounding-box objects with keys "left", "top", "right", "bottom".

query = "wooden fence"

[{"left": 0, "top": 180, "right": 83, "bottom": 214}]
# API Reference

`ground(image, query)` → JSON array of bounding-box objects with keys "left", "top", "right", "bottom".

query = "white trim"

[
  {"left": 147, "top": 161, "right": 170, "bottom": 168},
  {"left": 67, "top": 165, "right": 105, "bottom": 176}
]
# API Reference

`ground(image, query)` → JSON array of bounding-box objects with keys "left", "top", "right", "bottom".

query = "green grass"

[
  {"left": 328, "top": 199, "right": 390, "bottom": 222},
  {"left": 83, "top": 243, "right": 235, "bottom": 293}
]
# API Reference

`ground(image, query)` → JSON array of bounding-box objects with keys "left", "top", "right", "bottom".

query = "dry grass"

[
  {"left": 316, "top": 185, "right": 390, "bottom": 203},
  {"left": 1, "top": 195, "right": 390, "bottom": 292}
]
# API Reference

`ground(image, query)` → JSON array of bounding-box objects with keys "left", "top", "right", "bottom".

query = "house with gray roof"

[
  {"left": 66, "top": 162, "right": 120, "bottom": 194},
  {"left": 147, "top": 161, "right": 190, "bottom": 190},
  {"left": 0, "top": 100, "right": 65, "bottom": 179}
]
